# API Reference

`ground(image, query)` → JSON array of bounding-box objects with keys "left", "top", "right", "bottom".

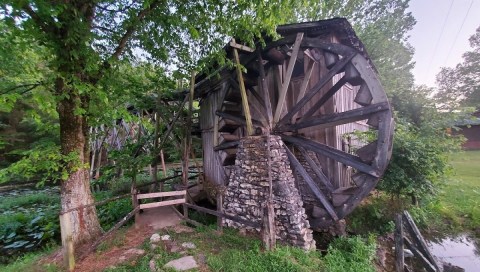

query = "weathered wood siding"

[{"left": 199, "top": 84, "right": 228, "bottom": 186}]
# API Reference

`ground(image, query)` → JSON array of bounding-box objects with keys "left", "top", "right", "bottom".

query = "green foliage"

[
  {"left": 0, "top": 246, "right": 60, "bottom": 272},
  {"left": 347, "top": 196, "right": 396, "bottom": 234},
  {"left": 0, "top": 189, "right": 60, "bottom": 265},
  {"left": 436, "top": 26, "right": 480, "bottom": 110},
  {"left": 323, "top": 235, "right": 377, "bottom": 272},
  {"left": 0, "top": 139, "right": 76, "bottom": 185},
  {"left": 94, "top": 191, "right": 133, "bottom": 230},
  {"left": 379, "top": 118, "right": 462, "bottom": 200}
]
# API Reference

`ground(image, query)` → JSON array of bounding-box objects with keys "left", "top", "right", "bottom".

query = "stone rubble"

[
  {"left": 223, "top": 135, "right": 316, "bottom": 250},
  {"left": 164, "top": 256, "right": 199, "bottom": 271}
]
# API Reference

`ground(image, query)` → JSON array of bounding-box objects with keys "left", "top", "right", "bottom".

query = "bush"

[
  {"left": 378, "top": 118, "right": 462, "bottom": 202},
  {"left": 323, "top": 235, "right": 377, "bottom": 272}
]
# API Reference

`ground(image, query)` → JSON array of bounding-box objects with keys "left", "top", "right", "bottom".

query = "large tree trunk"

[{"left": 57, "top": 87, "right": 102, "bottom": 249}]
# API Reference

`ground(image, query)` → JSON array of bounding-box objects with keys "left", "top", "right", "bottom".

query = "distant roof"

[{"left": 455, "top": 111, "right": 480, "bottom": 126}]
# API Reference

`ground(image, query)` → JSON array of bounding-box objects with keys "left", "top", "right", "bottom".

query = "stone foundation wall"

[{"left": 223, "top": 136, "right": 316, "bottom": 250}]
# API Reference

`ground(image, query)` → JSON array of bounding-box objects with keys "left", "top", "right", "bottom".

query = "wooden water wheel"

[{"left": 196, "top": 18, "right": 394, "bottom": 229}]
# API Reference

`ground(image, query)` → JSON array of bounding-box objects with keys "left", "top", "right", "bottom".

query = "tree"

[
  {"left": 436, "top": 26, "right": 480, "bottom": 110},
  {"left": 0, "top": 0, "right": 315, "bottom": 251}
]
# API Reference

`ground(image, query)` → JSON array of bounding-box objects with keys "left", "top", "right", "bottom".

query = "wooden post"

[
  {"left": 217, "top": 189, "right": 224, "bottom": 232},
  {"left": 232, "top": 38, "right": 254, "bottom": 135},
  {"left": 182, "top": 71, "right": 196, "bottom": 218},
  {"left": 59, "top": 212, "right": 75, "bottom": 271},
  {"left": 131, "top": 177, "right": 139, "bottom": 226},
  {"left": 160, "top": 149, "right": 167, "bottom": 188},
  {"left": 395, "top": 213, "right": 404, "bottom": 272},
  {"left": 262, "top": 134, "right": 276, "bottom": 250}
]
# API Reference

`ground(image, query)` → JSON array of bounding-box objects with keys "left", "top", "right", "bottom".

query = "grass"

[
  {"left": 436, "top": 151, "right": 480, "bottom": 230},
  {"left": 106, "top": 223, "right": 377, "bottom": 272},
  {"left": 347, "top": 150, "right": 480, "bottom": 236},
  {"left": 0, "top": 193, "right": 59, "bottom": 212},
  {"left": 0, "top": 246, "right": 60, "bottom": 272}
]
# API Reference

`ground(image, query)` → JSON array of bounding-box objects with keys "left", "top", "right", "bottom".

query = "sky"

[{"left": 408, "top": 0, "right": 480, "bottom": 87}]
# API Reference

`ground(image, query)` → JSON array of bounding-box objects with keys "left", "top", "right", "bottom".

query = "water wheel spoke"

[
  {"left": 280, "top": 134, "right": 380, "bottom": 177},
  {"left": 274, "top": 32, "right": 304, "bottom": 123},
  {"left": 284, "top": 145, "right": 338, "bottom": 221},
  {"left": 277, "top": 53, "right": 356, "bottom": 126},
  {"left": 296, "top": 146, "right": 334, "bottom": 192},
  {"left": 279, "top": 102, "right": 389, "bottom": 132}
]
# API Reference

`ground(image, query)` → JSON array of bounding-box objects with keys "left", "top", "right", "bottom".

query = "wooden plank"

[
  {"left": 296, "top": 59, "right": 315, "bottom": 105},
  {"left": 274, "top": 32, "right": 304, "bottom": 123},
  {"left": 232, "top": 38, "right": 254, "bottom": 135},
  {"left": 395, "top": 214, "right": 405, "bottom": 272},
  {"left": 216, "top": 110, "right": 263, "bottom": 127},
  {"left": 139, "top": 198, "right": 186, "bottom": 209},
  {"left": 404, "top": 237, "right": 437, "bottom": 272},
  {"left": 402, "top": 211, "right": 440, "bottom": 271},
  {"left": 229, "top": 40, "right": 254, "bottom": 52},
  {"left": 214, "top": 140, "right": 240, "bottom": 151},
  {"left": 298, "top": 76, "right": 347, "bottom": 122},
  {"left": 137, "top": 190, "right": 186, "bottom": 200},
  {"left": 354, "top": 83, "right": 373, "bottom": 106},
  {"left": 184, "top": 203, "right": 261, "bottom": 228},
  {"left": 277, "top": 53, "right": 355, "bottom": 126},
  {"left": 356, "top": 141, "right": 378, "bottom": 163},
  {"left": 281, "top": 135, "right": 380, "bottom": 177},
  {"left": 257, "top": 49, "right": 273, "bottom": 128},
  {"left": 281, "top": 102, "right": 389, "bottom": 131},
  {"left": 284, "top": 145, "right": 338, "bottom": 221},
  {"left": 297, "top": 146, "right": 334, "bottom": 192}
]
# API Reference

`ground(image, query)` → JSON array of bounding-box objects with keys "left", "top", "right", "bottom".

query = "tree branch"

[
  {"left": 1, "top": 82, "right": 44, "bottom": 95},
  {"left": 110, "top": 0, "right": 162, "bottom": 60},
  {"left": 21, "top": 4, "right": 58, "bottom": 35}
]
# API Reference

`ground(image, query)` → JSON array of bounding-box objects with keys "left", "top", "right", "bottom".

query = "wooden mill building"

[{"left": 194, "top": 18, "right": 393, "bottom": 229}]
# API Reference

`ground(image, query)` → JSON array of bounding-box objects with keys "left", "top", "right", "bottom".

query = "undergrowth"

[{"left": 107, "top": 224, "right": 377, "bottom": 272}]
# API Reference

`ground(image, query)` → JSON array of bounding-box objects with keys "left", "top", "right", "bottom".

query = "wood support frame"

[
  {"left": 274, "top": 32, "right": 304, "bottom": 123},
  {"left": 232, "top": 38, "right": 254, "bottom": 135},
  {"left": 277, "top": 53, "right": 356, "bottom": 126},
  {"left": 284, "top": 145, "right": 338, "bottom": 221},
  {"left": 281, "top": 135, "right": 379, "bottom": 177}
]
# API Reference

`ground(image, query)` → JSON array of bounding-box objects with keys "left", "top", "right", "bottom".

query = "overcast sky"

[{"left": 408, "top": 0, "right": 480, "bottom": 87}]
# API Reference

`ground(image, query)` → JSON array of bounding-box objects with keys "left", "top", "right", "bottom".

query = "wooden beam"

[
  {"left": 404, "top": 237, "right": 437, "bottom": 272},
  {"left": 395, "top": 214, "right": 405, "bottom": 272},
  {"left": 232, "top": 38, "right": 254, "bottom": 135},
  {"left": 296, "top": 59, "right": 316, "bottom": 105},
  {"left": 281, "top": 135, "right": 380, "bottom": 177},
  {"left": 214, "top": 140, "right": 240, "bottom": 151},
  {"left": 137, "top": 190, "right": 186, "bottom": 200},
  {"left": 257, "top": 49, "right": 274, "bottom": 128},
  {"left": 184, "top": 203, "right": 261, "bottom": 228},
  {"left": 402, "top": 211, "right": 440, "bottom": 271},
  {"left": 297, "top": 146, "right": 334, "bottom": 192},
  {"left": 216, "top": 110, "right": 263, "bottom": 127},
  {"left": 298, "top": 76, "right": 347, "bottom": 122},
  {"left": 284, "top": 145, "right": 338, "bottom": 221},
  {"left": 274, "top": 32, "right": 304, "bottom": 123},
  {"left": 277, "top": 53, "right": 356, "bottom": 126},
  {"left": 280, "top": 102, "right": 389, "bottom": 132},
  {"left": 229, "top": 40, "right": 255, "bottom": 52},
  {"left": 139, "top": 198, "right": 186, "bottom": 210}
]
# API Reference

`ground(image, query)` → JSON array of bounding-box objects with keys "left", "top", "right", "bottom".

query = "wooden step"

[
  {"left": 219, "top": 148, "right": 237, "bottom": 166},
  {"left": 219, "top": 133, "right": 241, "bottom": 144},
  {"left": 218, "top": 118, "right": 241, "bottom": 133}
]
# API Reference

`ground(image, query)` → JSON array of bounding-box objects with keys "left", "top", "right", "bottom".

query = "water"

[{"left": 427, "top": 233, "right": 480, "bottom": 271}]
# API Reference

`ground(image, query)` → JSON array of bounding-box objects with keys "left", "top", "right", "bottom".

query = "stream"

[{"left": 427, "top": 233, "right": 480, "bottom": 271}]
